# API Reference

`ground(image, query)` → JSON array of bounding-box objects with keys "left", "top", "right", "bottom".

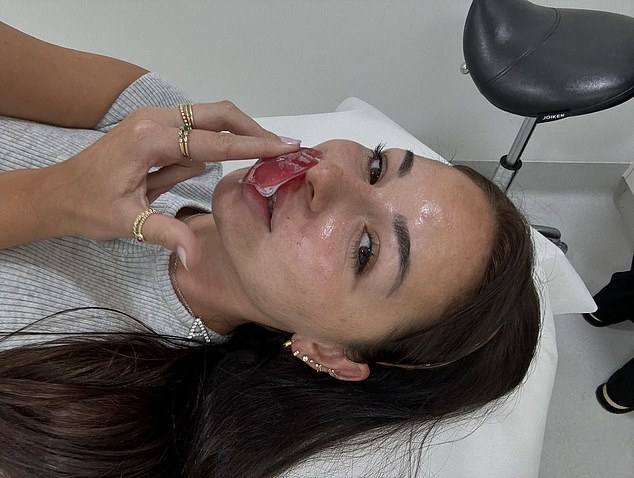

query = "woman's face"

[{"left": 212, "top": 140, "right": 493, "bottom": 346}]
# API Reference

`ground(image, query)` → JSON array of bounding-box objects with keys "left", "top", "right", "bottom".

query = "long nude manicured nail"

[
  {"left": 279, "top": 136, "right": 302, "bottom": 145},
  {"left": 177, "top": 246, "right": 189, "bottom": 271}
]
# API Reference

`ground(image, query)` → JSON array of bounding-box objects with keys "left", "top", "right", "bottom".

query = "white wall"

[{"left": 2, "top": 0, "right": 633, "bottom": 163}]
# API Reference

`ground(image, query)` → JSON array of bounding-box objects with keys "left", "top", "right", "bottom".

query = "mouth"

[
  {"left": 242, "top": 183, "right": 280, "bottom": 232},
  {"left": 267, "top": 193, "right": 278, "bottom": 222}
]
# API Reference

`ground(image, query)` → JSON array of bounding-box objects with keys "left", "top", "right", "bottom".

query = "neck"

[{"left": 172, "top": 213, "right": 251, "bottom": 335}]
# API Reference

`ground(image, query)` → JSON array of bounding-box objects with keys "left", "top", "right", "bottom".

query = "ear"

[{"left": 291, "top": 335, "right": 370, "bottom": 381}]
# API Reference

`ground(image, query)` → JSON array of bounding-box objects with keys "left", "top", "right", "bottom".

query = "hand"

[{"left": 49, "top": 101, "right": 299, "bottom": 267}]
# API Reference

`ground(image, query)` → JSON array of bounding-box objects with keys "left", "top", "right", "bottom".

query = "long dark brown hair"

[{"left": 0, "top": 165, "right": 539, "bottom": 478}]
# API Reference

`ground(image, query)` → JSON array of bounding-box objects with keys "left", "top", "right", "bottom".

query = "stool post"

[{"left": 492, "top": 116, "right": 538, "bottom": 192}]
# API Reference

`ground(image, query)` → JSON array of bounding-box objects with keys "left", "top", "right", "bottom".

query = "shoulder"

[{"left": 95, "top": 73, "right": 192, "bottom": 131}]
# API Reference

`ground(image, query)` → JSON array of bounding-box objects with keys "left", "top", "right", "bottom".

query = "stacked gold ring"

[
  {"left": 178, "top": 124, "right": 192, "bottom": 159},
  {"left": 178, "top": 104, "right": 196, "bottom": 129},
  {"left": 132, "top": 207, "right": 159, "bottom": 242},
  {"left": 178, "top": 104, "right": 195, "bottom": 160}
]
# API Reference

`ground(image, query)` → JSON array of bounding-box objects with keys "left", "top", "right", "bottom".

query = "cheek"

[
  {"left": 248, "top": 230, "right": 342, "bottom": 321},
  {"left": 248, "top": 249, "right": 341, "bottom": 324},
  {"left": 319, "top": 217, "right": 337, "bottom": 240},
  {"left": 277, "top": 216, "right": 343, "bottom": 282},
  {"left": 279, "top": 232, "right": 339, "bottom": 285}
]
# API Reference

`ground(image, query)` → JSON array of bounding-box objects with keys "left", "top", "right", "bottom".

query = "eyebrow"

[
  {"left": 387, "top": 213, "right": 411, "bottom": 297},
  {"left": 397, "top": 149, "right": 414, "bottom": 177},
  {"left": 385, "top": 150, "right": 414, "bottom": 297}
]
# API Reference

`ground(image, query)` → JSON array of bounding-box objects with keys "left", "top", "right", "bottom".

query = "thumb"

[{"left": 141, "top": 213, "right": 201, "bottom": 270}]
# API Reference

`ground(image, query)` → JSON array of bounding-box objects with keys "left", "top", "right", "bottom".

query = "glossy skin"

[{"left": 211, "top": 140, "right": 494, "bottom": 349}]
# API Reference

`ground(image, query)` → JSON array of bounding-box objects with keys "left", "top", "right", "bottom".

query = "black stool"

[{"left": 462, "top": 0, "right": 634, "bottom": 251}]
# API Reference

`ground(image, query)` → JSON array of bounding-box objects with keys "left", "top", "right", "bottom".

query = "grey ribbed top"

[{"left": 0, "top": 73, "right": 225, "bottom": 347}]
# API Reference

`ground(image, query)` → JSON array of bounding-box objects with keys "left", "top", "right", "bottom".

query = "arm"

[
  {"left": 0, "top": 21, "right": 148, "bottom": 249},
  {"left": 0, "top": 22, "right": 148, "bottom": 128},
  {"left": 0, "top": 165, "right": 71, "bottom": 249}
]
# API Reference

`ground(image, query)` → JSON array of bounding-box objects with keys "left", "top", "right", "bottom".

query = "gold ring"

[
  {"left": 178, "top": 125, "right": 192, "bottom": 160},
  {"left": 178, "top": 104, "right": 195, "bottom": 129},
  {"left": 132, "top": 208, "right": 159, "bottom": 242}
]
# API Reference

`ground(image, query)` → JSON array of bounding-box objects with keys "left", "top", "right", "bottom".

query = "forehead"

[
  {"left": 379, "top": 154, "right": 493, "bottom": 320},
  {"left": 386, "top": 153, "right": 487, "bottom": 236}
]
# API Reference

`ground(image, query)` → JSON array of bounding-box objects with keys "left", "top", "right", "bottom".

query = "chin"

[
  {"left": 211, "top": 173, "right": 235, "bottom": 219},
  {"left": 212, "top": 168, "right": 255, "bottom": 244}
]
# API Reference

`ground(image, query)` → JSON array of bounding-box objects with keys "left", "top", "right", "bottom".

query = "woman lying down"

[{"left": 0, "top": 22, "right": 539, "bottom": 478}]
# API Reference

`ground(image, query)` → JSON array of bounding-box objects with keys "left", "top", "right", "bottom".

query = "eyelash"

[
  {"left": 351, "top": 228, "right": 378, "bottom": 274},
  {"left": 349, "top": 143, "right": 385, "bottom": 274},
  {"left": 367, "top": 143, "right": 386, "bottom": 185}
]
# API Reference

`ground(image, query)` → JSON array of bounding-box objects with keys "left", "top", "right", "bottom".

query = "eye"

[
  {"left": 367, "top": 144, "right": 386, "bottom": 185},
  {"left": 353, "top": 228, "right": 377, "bottom": 274}
]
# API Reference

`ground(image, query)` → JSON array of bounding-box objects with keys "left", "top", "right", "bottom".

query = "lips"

[{"left": 243, "top": 183, "right": 272, "bottom": 229}]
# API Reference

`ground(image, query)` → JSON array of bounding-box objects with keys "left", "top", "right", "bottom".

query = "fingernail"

[
  {"left": 279, "top": 136, "right": 302, "bottom": 145},
  {"left": 177, "top": 245, "right": 189, "bottom": 271}
]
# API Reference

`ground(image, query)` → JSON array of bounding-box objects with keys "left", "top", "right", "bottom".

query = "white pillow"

[{"left": 531, "top": 230, "right": 595, "bottom": 314}]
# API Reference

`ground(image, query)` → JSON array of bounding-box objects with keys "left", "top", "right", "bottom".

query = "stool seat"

[{"left": 464, "top": 0, "right": 634, "bottom": 120}]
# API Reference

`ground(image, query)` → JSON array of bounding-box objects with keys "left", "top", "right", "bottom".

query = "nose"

[{"left": 305, "top": 161, "right": 348, "bottom": 213}]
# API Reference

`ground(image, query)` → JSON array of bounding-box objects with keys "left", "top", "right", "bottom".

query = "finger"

[
  {"left": 189, "top": 130, "right": 301, "bottom": 162},
  {"left": 146, "top": 188, "right": 168, "bottom": 204},
  {"left": 129, "top": 104, "right": 295, "bottom": 145},
  {"left": 138, "top": 103, "right": 281, "bottom": 142},
  {"left": 150, "top": 127, "right": 299, "bottom": 167},
  {"left": 137, "top": 213, "right": 202, "bottom": 270},
  {"left": 193, "top": 101, "right": 280, "bottom": 139},
  {"left": 147, "top": 162, "right": 206, "bottom": 192},
  {"left": 145, "top": 161, "right": 206, "bottom": 204}
]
